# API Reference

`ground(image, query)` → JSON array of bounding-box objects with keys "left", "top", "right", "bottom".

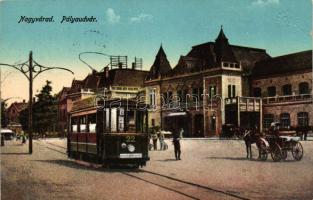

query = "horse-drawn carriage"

[
  {"left": 233, "top": 122, "right": 304, "bottom": 162},
  {"left": 258, "top": 122, "right": 303, "bottom": 162}
]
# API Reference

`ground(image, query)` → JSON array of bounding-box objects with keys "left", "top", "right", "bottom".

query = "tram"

[{"left": 68, "top": 97, "right": 150, "bottom": 167}]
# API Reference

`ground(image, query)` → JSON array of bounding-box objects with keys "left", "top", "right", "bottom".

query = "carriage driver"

[{"left": 269, "top": 122, "right": 280, "bottom": 138}]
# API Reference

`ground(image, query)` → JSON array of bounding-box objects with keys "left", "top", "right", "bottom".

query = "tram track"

[
  {"left": 36, "top": 140, "right": 249, "bottom": 200},
  {"left": 123, "top": 170, "right": 249, "bottom": 200}
]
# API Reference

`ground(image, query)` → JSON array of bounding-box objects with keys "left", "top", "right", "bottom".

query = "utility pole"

[
  {"left": 0, "top": 51, "right": 74, "bottom": 154},
  {"left": 28, "top": 52, "right": 33, "bottom": 153}
]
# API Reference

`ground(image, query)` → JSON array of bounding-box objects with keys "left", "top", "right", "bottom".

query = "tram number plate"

[{"left": 120, "top": 153, "right": 142, "bottom": 158}]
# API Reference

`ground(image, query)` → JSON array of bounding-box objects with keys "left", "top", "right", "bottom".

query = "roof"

[
  {"left": 214, "top": 27, "right": 238, "bottom": 64},
  {"left": 69, "top": 79, "right": 84, "bottom": 93},
  {"left": 83, "top": 71, "right": 101, "bottom": 89},
  {"left": 146, "top": 45, "right": 172, "bottom": 80},
  {"left": 252, "top": 50, "right": 312, "bottom": 77},
  {"left": 99, "top": 68, "right": 148, "bottom": 88},
  {"left": 169, "top": 41, "right": 270, "bottom": 76},
  {"left": 7, "top": 102, "right": 28, "bottom": 112}
]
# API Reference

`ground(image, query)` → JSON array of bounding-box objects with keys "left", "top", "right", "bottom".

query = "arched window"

[
  {"left": 267, "top": 86, "right": 276, "bottom": 97},
  {"left": 280, "top": 113, "right": 290, "bottom": 128},
  {"left": 282, "top": 84, "right": 292, "bottom": 95},
  {"left": 299, "top": 82, "right": 309, "bottom": 95},
  {"left": 253, "top": 87, "right": 261, "bottom": 97},
  {"left": 298, "top": 112, "right": 309, "bottom": 127},
  {"left": 263, "top": 114, "right": 274, "bottom": 129}
]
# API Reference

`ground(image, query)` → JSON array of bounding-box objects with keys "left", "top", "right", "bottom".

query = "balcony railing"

[
  {"left": 262, "top": 94, "right": 312, "bottom": 104},
  {"left": 225, "top": 96, "right": 261, "bottom": 112}
]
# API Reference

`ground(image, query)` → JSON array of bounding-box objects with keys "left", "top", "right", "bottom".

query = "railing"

[
  {"left": 225, "top": 96, "right": 261, "bottom": 112},
  {"left": 262, "top": 94, "right": 312, "bottom": 104}
]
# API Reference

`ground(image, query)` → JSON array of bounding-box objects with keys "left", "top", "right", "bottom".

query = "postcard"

[{"left": 0, "top": 0, "right": 312, "bottom": 199}]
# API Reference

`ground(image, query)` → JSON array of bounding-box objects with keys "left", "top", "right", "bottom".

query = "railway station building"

[{"left": 145, "top": 27, "right": 312, "bottom": 137}]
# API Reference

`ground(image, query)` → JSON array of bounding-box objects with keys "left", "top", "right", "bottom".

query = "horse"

[{"left": 234, "top": 127, "right": 263, "bottom": 159}]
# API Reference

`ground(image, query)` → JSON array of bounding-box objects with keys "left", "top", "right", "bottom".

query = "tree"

[{"left": 19, "top": 80, "right": 57, "bottom": 136}]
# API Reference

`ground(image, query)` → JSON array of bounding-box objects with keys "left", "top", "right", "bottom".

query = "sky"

[{"left": 0, "top": 0, "right": 312, "bottom": 105}]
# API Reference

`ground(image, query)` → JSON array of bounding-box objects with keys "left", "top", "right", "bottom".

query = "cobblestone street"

[{"left": 1, "top": 138, "right": 313, "bottom": 200}]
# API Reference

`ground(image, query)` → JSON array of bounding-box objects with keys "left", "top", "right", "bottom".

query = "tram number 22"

[{"left": 125, "top": 136, "right": 135, "bottom": 143}]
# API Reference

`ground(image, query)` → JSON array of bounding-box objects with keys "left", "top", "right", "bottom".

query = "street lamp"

[{"left": 0, "top": 51, "right": 74, "bottom": 154}]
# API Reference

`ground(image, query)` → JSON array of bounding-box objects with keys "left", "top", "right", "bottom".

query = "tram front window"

[
  {"left": 127, "top": 110, "right": 135, "bottom": 132},
  {"left": 88, "top": 114, "right": 96, "bottom": 133},
  {"left": 72, "top": 117, "right": 78, "bottom": 133},
  {"left": 80, "top": 116, "right": 87, "bottom": 132}
]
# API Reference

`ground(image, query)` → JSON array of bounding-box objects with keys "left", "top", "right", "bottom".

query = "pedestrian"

[
  {"left": 159, "top": 129, "right": 165, "bottom": 150},
  {"left": 173, "top": 128, "right": 183, "bottom": 160},
  {"left": 303, "top": 126, "right": 309, "bottom": 141},
  {"left": 151, "top": 129, "right": 158, "bottom": 150},
  {"left": 21, "top": 132, "right": 26, "bottom": 144}
]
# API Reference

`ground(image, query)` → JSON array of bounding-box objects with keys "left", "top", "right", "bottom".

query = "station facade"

[{"left": 144, "top": 27, "right": 312, "bottom": 137}]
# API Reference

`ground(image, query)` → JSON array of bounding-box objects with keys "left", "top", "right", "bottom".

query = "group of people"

[
  {"left": 150, "top": 128, "right": 166, "bottom": 151},
  {"left": 150, "top": 127, "right": 184, "bottom": 160}
]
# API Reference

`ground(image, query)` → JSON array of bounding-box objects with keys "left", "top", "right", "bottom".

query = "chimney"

[
  {"left": 23, "top": 99, "right": 26, "bottom": 103},
  {"left": 118, "top": 62, "right": 123, "bottom": 69},
  {"left": 132, "top": 62, "right": 135, "bottom": 70},
  {"left": 104, "top": 67, "right": 109, "bottom": 78}
]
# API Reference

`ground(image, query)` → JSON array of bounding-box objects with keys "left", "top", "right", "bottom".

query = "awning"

[{"left": 166, "top": 112, "right": 187, "bottom": 117}]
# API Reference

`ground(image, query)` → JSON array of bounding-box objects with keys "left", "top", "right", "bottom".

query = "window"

[
  {"left": 88, "top": 114, "right": 96, "bottom": 133},
  {"left": 168, "top": 91, "right": 173, "bottom": 104},
  {"left": 263, "top": 114, "right": 274, "bottom": 129},
  {"left": 211, "top": 116, "right": 216, "bottom": 131},
  {"left": 298, "top": 112, "right": 309, "bottom": 127},
  {"left": 280, "top": 113, "right": 290, "bottom": 128},
  {"left": 227, "top": 85, "right": 236, "bottom": 98},
  {"left": 282, "top": 84, "right": 292, "bottom": 95},
  {"left": 253, "top": 87, "right": 261, "bottom": 97},
  {"left": 299, "top": 82, "right": 309, "bottom": 94},
  {"left": 183, "top": 89, "right": 188, "bottom": 102},
  {"left": 80, "top": 116, "right": 87, "bottom": 132},
  {"left": 191, "top": 88, "right": 199, "bottom": 103},
  {"left": 162, "top": 92, "right": 167, "bottom": 105},
  {"left": 71, "top": 117, "right": 78, "bottom": 133},
  {"left": 177, "top": 90, "right": 182, "bottom": 102},
  {"left": 208, "top": 85, "right": 216, "bottom": 98},
  {"left": 267, "top": 86, "right": 276, "bottom": 97},
  {"left": 161, "top": 91, "right": 172, "bottom": 106},
  {"left": 232, "top": 85, "right": 236, "bottom": 97},
  {"left": 149, "top": 88, "right": 156, "bottom": 108},
  {"left": 199, "top": 87, "right": 204, "bottom": 101}
]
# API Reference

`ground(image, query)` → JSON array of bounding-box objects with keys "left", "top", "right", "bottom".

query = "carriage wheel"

[
  {"left": 258, "top": 141, "right": 268, "bottom": 161},
  {"left": 292, "top": 142, "right": 303, "bottom": 161},
  {"left": 271, "top": 143, "right": 282, "bottom": 162},
  {"left": 281, "top": 150, "right": 288, "bottom": 160}
]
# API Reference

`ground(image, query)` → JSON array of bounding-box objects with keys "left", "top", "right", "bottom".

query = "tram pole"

[
  {"left": 0, "top": 51, "right": 74, "bottom": 154},
  {"left": 28, "top": 52, "right": 33, "bottom": 154}
]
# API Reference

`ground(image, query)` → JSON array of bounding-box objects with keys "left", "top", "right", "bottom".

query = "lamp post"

[{"left": 0, "top": 51, "right": 74, "bottom": 154}]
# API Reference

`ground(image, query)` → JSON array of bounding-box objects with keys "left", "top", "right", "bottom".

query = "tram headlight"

[
  {"left": 121, "top": 143, "right": 127, "bottom": 149},
  {"left": 127, "top": 144, "right": 135, "bottom": 152}
]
